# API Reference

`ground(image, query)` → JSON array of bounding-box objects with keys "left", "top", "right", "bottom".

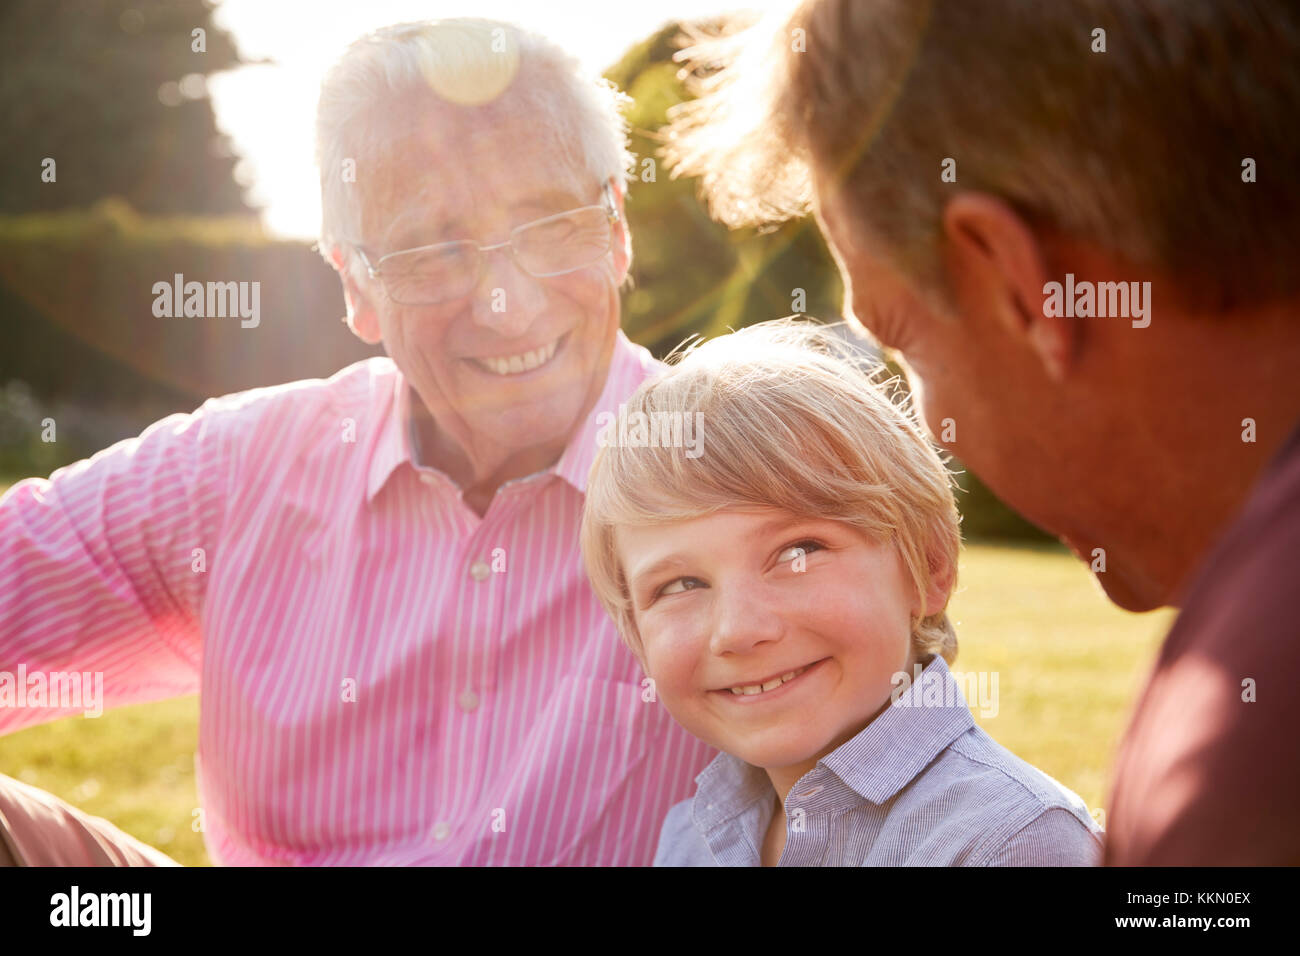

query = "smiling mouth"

[
  {"left": 470, "top": 333, "right": 565, "bottom": 376},
  {"left": 717, "top": 658, "right": 828, "bottom": 697}
]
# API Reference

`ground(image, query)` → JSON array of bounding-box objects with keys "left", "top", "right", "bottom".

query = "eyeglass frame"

[{"left": 348, "top": 181, "right": 622, "bottom": 304}]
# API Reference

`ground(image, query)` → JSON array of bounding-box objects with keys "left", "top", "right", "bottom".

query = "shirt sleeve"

[
  {"left": 0, "top": 398, "right": 236, "bottom": 732},
  {"left": 981, "top": 807, "right": 1104, "bottom": 867}
]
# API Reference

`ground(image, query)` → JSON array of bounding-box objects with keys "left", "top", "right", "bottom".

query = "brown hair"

[{"left": 666, "top": 0, "right": 1300, "bottom": 307}]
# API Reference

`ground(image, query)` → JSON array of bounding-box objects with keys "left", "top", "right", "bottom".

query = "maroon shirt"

[{"left": 1106, "top": 420, "right": 1300, "bottom": 864}]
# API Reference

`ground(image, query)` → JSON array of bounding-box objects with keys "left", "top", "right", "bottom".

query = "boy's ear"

[{"left": 919, "top": 541, "right": 958, "bottom": 619}]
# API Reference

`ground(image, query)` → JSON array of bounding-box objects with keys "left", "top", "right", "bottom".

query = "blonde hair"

[
  {"left": 580, "top": 319, "right": 961, "bottom": 668},
  {"left": 316, "top": 18, "right": 633, "bottom": 279}
]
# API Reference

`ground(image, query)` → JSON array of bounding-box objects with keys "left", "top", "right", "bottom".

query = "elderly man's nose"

[{"left": 470, "top": 249, "right": 546, "bottom": 336}]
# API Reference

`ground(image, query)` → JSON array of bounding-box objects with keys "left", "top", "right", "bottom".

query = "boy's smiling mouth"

[{"left": 711, "top": 657, "right": 830, "bottom": 701}]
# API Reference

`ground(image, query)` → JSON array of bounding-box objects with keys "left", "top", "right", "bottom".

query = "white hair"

[{"left": 316, "top": 18, "right": 633, "bottom": 277}]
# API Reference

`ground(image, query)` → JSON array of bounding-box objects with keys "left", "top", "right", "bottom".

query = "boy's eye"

[
  {"left": 659, "top": 576, "right": 706, "bottom": 596},
  {"left": 777, "top": 539, "right": 823, "bottom": 566}
]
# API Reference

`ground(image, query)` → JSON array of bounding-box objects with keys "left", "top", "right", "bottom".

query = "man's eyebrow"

[
  {"left": 514, "top": 189, "right": 586, "bottom": 217},
  {"left": 378, "top": 189, "right": 588, "bottom": 253},
  {"left": 382, "top": 209, "right": 460, "bottom": 252}
]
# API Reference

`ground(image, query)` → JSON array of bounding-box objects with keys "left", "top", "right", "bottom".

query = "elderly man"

[
  {"left": 0, "top": 19, "right": 715, "bottom": 865},
  {"left": 668, "top": 0, "right": 1300, "bottom": 864}
]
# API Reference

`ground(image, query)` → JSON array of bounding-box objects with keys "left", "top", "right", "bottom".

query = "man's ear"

[
  {"left": 941, "top": 193, "right": 1078, "bottom": 383},
  {"left": 608, "top": 179, "right": 632, "bottom": 284},
  {"left": 326, "top": 245, "right": 383, "bottom": 345}
]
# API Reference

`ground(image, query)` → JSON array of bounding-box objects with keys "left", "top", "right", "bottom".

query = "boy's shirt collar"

[{"left": 690, "top": 654, "right": 976, "bottom": 832}]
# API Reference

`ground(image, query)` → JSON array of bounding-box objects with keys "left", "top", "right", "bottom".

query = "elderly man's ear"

[
  {"left": 609, "top": 178, "right": 633, "bottom": 284},
  {"left": 328, "top": 246, "right": 384, "bottom": 346},
  {"left": 941, "top": 193, "right": 1079, "bottom": 384}
]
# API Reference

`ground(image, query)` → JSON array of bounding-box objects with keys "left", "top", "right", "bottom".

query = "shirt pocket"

[
  {"left": 554, "top": 674, "right": 676, "bottom": 736},
  {"left": 469, "top": 675, "right": 680, "bottom": 865},
  {"left": 526, "top": 675, "right": 677, "bottom": 786}
]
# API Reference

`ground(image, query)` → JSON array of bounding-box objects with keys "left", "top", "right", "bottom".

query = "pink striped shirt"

[{"left": 0, "top": 330, "right": 717, "bottom": 865}]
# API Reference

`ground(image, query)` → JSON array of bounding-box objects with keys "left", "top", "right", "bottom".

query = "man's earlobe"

[
  {"left": 340, "top": 284, "right": 383, "bottom": 345},
  {"left": 330, "top": 251, "right": 383, "bottom": 345},
  {"left": 942, "top": 192, "right": 1077, "bottom": 382}
]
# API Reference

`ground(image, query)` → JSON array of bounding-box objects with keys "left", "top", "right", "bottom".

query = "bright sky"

[{"left": 208, "top": 0, "right": 793, "bottom": 239}]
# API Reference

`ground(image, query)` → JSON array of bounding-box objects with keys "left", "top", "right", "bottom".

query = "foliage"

[
  {"left": 0, "top": 201, "right": 380, "bottom": 480},
  {"left": 0, "top": 0, "right": 253, "bottom": 216},
  {"left": 604, "top": 23, "right": 844, "bottom": 358}
]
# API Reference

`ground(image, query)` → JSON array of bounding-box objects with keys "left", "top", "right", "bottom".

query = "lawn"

[{"left": 0, "top": 539, "right": 1173, "bottom": 866}]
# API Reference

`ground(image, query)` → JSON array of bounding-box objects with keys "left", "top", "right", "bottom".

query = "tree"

[
  {"left": 0, "top": 0, "right": 254, "bottom": 215},
  {"left": 604, "top": 20, "right": 844, "bottom": 358}
]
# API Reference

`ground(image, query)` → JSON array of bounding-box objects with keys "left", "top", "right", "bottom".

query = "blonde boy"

[{"left": 581, "top": 320, "right": 1102, "bottom": 866}]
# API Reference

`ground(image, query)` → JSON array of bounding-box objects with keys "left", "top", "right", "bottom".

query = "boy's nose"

[{"left": 709, "top": 586, "right": 785, "bottom": 656}]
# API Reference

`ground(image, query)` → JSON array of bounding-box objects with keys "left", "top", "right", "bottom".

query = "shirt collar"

[
  {"left": 690, "top": 654, "right": 976, "bottom": 831},
  {"left": 366, "top": 330, "right": 654, "bottom": 503},
  {"left": 366, "top": 366, "right": 414, "bottom": 503}
]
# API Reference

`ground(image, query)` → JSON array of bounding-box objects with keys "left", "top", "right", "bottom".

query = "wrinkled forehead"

[{"left": 357, "top": 92, "right": 594, "bottom": 249}]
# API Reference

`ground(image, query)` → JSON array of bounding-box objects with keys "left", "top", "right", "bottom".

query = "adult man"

[
  {"left": 0, "top": 19, "right": 715, "bottom": 865},
  {"left": 667, "top": 0, "right": 1300, "bottom": 864}
]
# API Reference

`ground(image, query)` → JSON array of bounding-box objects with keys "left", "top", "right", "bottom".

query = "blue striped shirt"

[{"left": 653, "top": 654, "right": 1104, "bottom": 866}]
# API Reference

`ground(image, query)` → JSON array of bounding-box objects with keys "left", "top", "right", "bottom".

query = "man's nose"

[
  {"left": 709, "top": 583, "right": 785, "bottom": 657},
  {"left": 469, "top": 246, "right": 547, "bottom": 338}
]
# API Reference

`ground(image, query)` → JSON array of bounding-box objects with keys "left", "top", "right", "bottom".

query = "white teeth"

[
  {"left": 476, "top": 339, "right": 559, "bottom": 376},
  {"left": 728, "top": 664, "right": 811, "bottom": 696}
]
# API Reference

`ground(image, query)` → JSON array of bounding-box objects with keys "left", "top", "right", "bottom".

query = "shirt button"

[
  {"left": 432, "top": 822, "right": 450, "bottom": 841},
  {"left": 419, "top": 472, "right": 437, "bottom": 485},
  {"left": 469, "top": 561, "right": 491, "bottom": 581},
  {"left": 458, "top": 690, "right": 479, "bottom": 712}
]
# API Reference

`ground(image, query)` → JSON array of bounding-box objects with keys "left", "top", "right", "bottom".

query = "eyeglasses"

[{"left": 351, "top": 183, "right": 621, "bottom": 306}]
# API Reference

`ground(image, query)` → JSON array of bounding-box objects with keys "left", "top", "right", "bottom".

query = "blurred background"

[{"left": 0, "top": 0, "right": 1169, "bottom": 865}]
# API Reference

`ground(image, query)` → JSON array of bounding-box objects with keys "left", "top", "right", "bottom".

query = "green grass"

[
  {"left": 0, "top": 540, "right": 1172, "bottom": 866},
  {"left": 947, "top": 542, "right": 1173, "bottom": 826}
]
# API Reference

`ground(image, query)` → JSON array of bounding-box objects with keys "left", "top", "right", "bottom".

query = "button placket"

[{"left": 457, "top": 514, "right": 509, "bottom": 724}]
